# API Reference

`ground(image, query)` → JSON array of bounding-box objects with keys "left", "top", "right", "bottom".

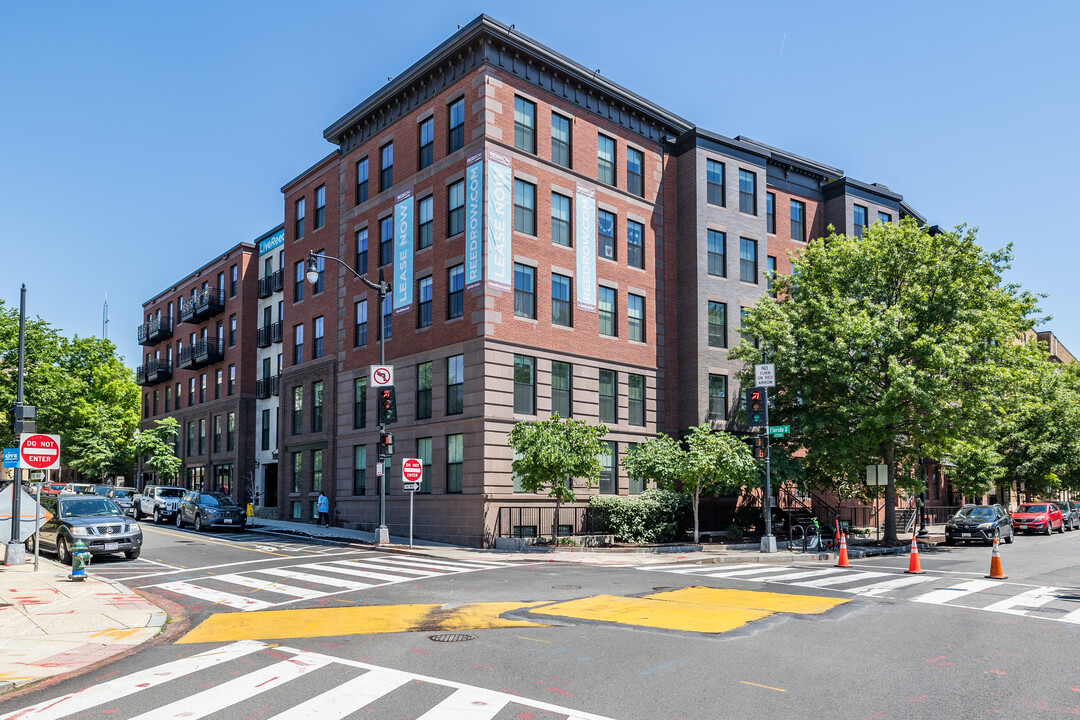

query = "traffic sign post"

[{"left": 401, "top": 458, "right": 423, "bottom": 548}]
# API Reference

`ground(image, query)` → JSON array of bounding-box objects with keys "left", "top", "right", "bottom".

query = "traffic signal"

[
  {"left": 752, "top": 435, "right": 769, "bottom": 460},
  {"left": 11, "top": 404, "right": 36, "bottom": 436},
  {"left": 745, "top": 387, "right": 768, "bottom": 427},
  {"left": 380, "top": 431, "right": 395, "bottom": 457},
  {"left": 379, "top": 386, "right": 398, "bottom": 424}
]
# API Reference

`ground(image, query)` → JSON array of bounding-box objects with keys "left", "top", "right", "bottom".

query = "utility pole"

[{"left": 5, "top": 285, "right": 29, "bottom": 565}]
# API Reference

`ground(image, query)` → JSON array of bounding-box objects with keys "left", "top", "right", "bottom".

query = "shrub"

[
  {"left": 588, "top": 490, "right": 691, "bottom": 544},
  {"left": 726, "top": 522, "right": 743, "bottom": 542}
]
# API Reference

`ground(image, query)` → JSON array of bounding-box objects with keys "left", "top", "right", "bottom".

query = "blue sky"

[{"left": 2, "top": 1, "right": 1077, "bottom": 366}]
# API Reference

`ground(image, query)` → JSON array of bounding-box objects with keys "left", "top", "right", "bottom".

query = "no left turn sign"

[{"left": 370, "top": 365, "right": 394, "bottom": 387}]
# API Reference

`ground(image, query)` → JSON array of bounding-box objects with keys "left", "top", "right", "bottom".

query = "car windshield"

[
  {"left": 1017, "top": 504, "right": 1047, "bottom": 513},
  {"left": 111, "top": 489, "right": 133, "bottom": 498},
  {"left": 156, "top": 488, "right": 184, "bottom": 498},
  {"left": 60, "top": 497, "right": 122, "bottom": 518},
  {"left": 956, "top": 507, "right": 995, "bottom": 520},
  {"left": 93, "top": 487, "right": 111, "bottom": 495},
  {"left": 199, "top": 493, "right": 237, "bottom": 507},
  {"left": 48, "top": 484, "right": 65, "bottom": 491}
]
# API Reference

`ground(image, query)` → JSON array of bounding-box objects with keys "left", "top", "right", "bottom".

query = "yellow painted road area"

[
  {"left": 179, "top": 601, "right": 549, "bottom": 644},
  {"left": 531, "top": 586, "right": 847, "bottom": 634}
]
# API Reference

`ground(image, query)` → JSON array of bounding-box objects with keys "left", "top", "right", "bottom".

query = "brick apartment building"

[{"left": 136, "top": 15, "right": 940, "bottom": 544}]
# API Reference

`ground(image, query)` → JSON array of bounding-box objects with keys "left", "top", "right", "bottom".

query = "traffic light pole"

[{"left": 5, "top": 285, "right": 28, "bottom": 566}]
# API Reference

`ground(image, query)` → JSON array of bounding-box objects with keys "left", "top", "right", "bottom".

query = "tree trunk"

[
  {"left": 883, "top": 443, "right": 899, "bottom": 544},
  {"left": 692, "top": 489, "right": 700, "bottom": 544},
  {"left": 552, "top": 497, "right": 561, "bottom": 544}
]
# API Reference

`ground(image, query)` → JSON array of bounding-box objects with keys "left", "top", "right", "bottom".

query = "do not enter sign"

[
  {"left": 19, "top": 433, "right": 61, "bottom": 470},
  {"left": 401, "top": 457, "right": 423, "bottom": 486}
]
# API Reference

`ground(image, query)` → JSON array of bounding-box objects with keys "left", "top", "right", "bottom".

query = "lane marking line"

[{"left": 740, "top": 681, "right": 786, "bottom": 692}]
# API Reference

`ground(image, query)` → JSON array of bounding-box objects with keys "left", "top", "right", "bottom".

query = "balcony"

[
  {"left": 137, "top": 316, "right": 174, "bottom": 346},
  {"left": 257, "top": 321, "right": 283, "bottom": 348},
  {"left": 256, "top": 374, "right": 281, "bottom": 400},
  {"left": 178, "top": 287, "right": 225, "bottom": 324},
  {"left": 136, "top": 360, "right": 172, "bottom": 386},
  {"left": 177, "top": 338, "right": 224, "bottom": 371},
  {"left": 272, "top": 268, "right": 284, "bottom": 293},
  {"left": 258, "top": 269, "right": 284, "bottom": 298}
]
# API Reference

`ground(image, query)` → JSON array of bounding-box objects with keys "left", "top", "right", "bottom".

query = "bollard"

[{"left": 69, "top": 539, "right": 91, "bottom": 581}]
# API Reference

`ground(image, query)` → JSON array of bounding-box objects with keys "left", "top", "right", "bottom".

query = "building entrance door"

[{"left": 264, "top": 463, "right": 278, "bottom": 507}]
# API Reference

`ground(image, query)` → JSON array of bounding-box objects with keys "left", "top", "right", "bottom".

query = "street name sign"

[
  {"left": 403, "top": 481, "right": 420, "bottom": 492},
  {"left": 768, "top": 425, "right": 790, "bottom": 438},
  {"left": 370, "top": 365, "right": 394, "bottom": 388},
  {"left": 755, "top": 363, "right": 775, "bottom": 388},
  {"left": 866, "top": 464, "right": 888, "bottom": 486},
  {"left": 19, "top": 433, "right": 61, "bottom": 471}
]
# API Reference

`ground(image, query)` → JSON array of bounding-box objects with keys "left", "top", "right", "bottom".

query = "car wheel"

[
  {"left": 153, "top": 508, "right": 162, "bottom": 524},
  {"left": 24, "top": 534, "right": 35, "bottom": 554},
  {"left": 989, "top": 528, "right": 1000, "bottom": 546},
  {"left": 194, "top": 514, "right": 203, "bottom": 532},
  {"left": 1045, "top": 522, "right": 1053, "bottom": 536},
  {"left": 1004, "top": 528, "right": 1014, "bottom": 544},
  {"left": 125, "top": 548, "right": 141, "bottom": 560},
  {"left": 134, "top": 506, "right": 142, "bottom": 520},
  {"left": 176, "top": 512, "right": 184, "bottom": 529},
  {"left": 1059, "top": 520, "right": 1066, "bottom": 534},
  {"left": 57, "top": 536, "right": 72, "bottom": 565}
]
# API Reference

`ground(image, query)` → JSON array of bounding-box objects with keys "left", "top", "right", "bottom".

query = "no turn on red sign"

[{"left": 19, "top": 433, "right": 61, "bottom": 470}]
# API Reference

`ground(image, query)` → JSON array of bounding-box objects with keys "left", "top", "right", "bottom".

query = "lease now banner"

[
  {"left": 393, "top": 188, "right": 414, "bottom": 314},
  {"left": 485, "top": 150, "right": 513, "bottom": 291}
]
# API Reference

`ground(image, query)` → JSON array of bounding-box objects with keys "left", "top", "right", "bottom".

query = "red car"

[
  {"left": 1011, "top": 503, "right": 1065, "bottom": 535},
  {"left": 41, "top": 483, "right": 67, "bottom": 495}
]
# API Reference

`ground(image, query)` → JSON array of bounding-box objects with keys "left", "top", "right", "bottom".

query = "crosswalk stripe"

[
  {"left": 700, "top": 566, "right": 794, "bottom": 578},
  {"left": 663, "top": 564, "right": 761, "bottom": 575},
  {"left": 414, "top": 687, "right": 511, "bottom": 719},
  {"left": 850, "top": 575, "right": 938, "bottom": 597},
  {"left": 0, "top": 641, "right": 267, "bottom": 720},
  {"left": 981, "top": 586, "right": 1062, "bottom": 615},
  {"left": 127, "top": 653, "right": 332, "bottom": 719},
  {"left": 265, "top": 669, "right": 412, "bottom": 720},
  {"left": 789, "top": 571, "right": 891, "bottom": 588},
  {"left": 211, "top": 573, "right": 329, "bottom": 599},
  {"left": 319, "top": 559, "right": 444, "bottom": 580},
  {"left": 752, "top": 568, "right": 850, "bottom": 582},
  {"left": 253, "top": 567, "right": 375, "bottom": 590},
  {"left": 1063, "top": 606, "right": 1080, "bottom": 624},
  {"left": 155, "top": 581, "right": 274, "bottom": 610},
  {"left": 911, "top": 579, "right": 1002, "bottom": 605},
  {"left": 360, "top": 556, "right": 495, "bottom": 571}
]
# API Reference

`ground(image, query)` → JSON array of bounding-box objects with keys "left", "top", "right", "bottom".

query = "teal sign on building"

[{"left": 258, "top": 228, "right": 285, "bottom": 256}]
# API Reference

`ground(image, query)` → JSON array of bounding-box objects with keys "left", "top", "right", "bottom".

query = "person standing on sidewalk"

[{"left": 317, "top": 491, "right": 330, "bottom": 527}]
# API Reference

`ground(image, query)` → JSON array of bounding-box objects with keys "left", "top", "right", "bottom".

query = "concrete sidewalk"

[{"left": 0, "top": 555, "right": 167, "bottom": 694}]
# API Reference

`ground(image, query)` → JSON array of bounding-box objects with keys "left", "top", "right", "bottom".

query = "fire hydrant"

[{"left": 69, "top": 539, "right": 91, "bottom": 581}]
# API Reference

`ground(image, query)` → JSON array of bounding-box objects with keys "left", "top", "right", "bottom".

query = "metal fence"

[{"left": 494, "top": 505, "right": 610, "bottom": 539}]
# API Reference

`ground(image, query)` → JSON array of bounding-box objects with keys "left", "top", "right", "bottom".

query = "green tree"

[
  {"left": 507, "top": 415, "right": 607, "bottom": 542},
  {"left": 134, "top": 417, "right": 183, "bottom": 484},
  {"left": 734, "top": 218, "right": 1042, "bottom": 543}
]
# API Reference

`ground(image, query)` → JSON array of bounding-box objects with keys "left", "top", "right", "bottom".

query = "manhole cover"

[
  {"left": 428, "top": 633, "right": 476, "bottom": 643},
  {"left": 652, "top": 586, "right": 674, "bottom": 591},
  {"left": 551, "top": 585, "right": 580, "bottom": 589}
]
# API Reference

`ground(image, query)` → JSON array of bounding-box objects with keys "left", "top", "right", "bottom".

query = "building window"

[
  {"left": 312, "top": 381, "right": 323, "bottom": 433},
  {"left": 878, "top": 211, "right": 892, "bottom": 224},
  {"left": 353, "top": 445, "right": 366, "bottom": 495},
  {"left": 514, "top": 263, "right": 535, "bottom": 319},
  {"left": 854, "top": 204, "right": 868, "bottom": 237},
  {"left": 599, "top": 441, "right": 617, "bottom": 494},
  {"left": 767, "top": 255, "right": 777, "bottom": 297},
  {"left": 292, "top": 452, "right": 302, "bottom": 493},
  {"left": 314, "top": 185, "right": 325, "bottom": 229},
  {"left": 175, "top": 382, "right": 181, "bottom": 411},
  {"left": 293, "top": 323, "right": 304, "bottom": 364},
  {"left": 186, "top": 421, "right": 194, "bottom": 455},
  {"left": 514, "top": 355, "right": 535, "bottom": 415},
  {"left": 766, "top": 192, "right": 776, "bottom": 234},
  {"left": 189, "top": 377, "right": 195, "bottom": 407},
  {"left": 379, "top": 216, "right": 393, "bottom": 267},
  {"left": 551, "top": 113, "right": 571, "bottom": 167},
  {"left": 447, "top": 180, "right": 465, "bottom": 237},
  {"left": 151, "top": 390, "right": 158, "bottom": 417},
  {"left": 354, "top": 299, "right": 367, "bottom": 347},
  {"left": 791, "top": 199, "right": 805, "bottom": 242},
  {"left": 417, "top": 437, "right": 432, "bottom": 493},
  {"left": 627, "top": 442, "right": 643, "bottom": 494},
  {"left": 627, "top": 219, "right": 644, "bottom": 269},
  {"left": 598, "top": 210, "right": 616, "bottom": 261},
  {"left": 738, "top": 169, "right": 757, "bottom": 215},
  {"left": 228, "top": 364, "right": 235, "bottom": 396},
  {"left": 380, "top": 142, "right": 393, "bottom": 192},
  {"left": 230, "top": 265, "right": 238, "bottom": 297},
  {"left": 295, "top": 197, "right": 305, "bottom": 240},
  {"left": 313, "top": 316, "right": 324, "bottom": 359},
  {"left": 446, "top": 434, "right": 464, "bottom": 493},
  {"left": 164, "top": 388, "right": 170, "bottom": 412},
  {"left": 552, "top": 273, "right": 572, "bottom": 327},
  {"left": 198, "top": 418, "right": 206, "bottom": 455},
  {"left": 261, "top": 408, "right": 271, "bottom": 451},
  {"left": 312, "top": 449, "right": 323, "bottom": 493},
  {"left": 552, "top": 360, "right": 572, "bottom": 418},
  {"left": 294, "top": 260, "right": 305, "bottom": 302},
  {"left": 708, "top": 374, "right": 727, "bottom": 420},
  {"left": 354, "top": 377, "right": 367, "bottom": 429},
  {"left": 292, "top": 386, "right": 303, "bottom": 435},
  {"left": 598, "top": 286, "right": 617, "bottom": 337},
  {"left": 355, "top": 228, "right": 368, "bottom": 275},
  {"left": 448, "top": 98, "right": 465, "bottom": 153},
  {"left": 417, "top": 361, "right": 432, "bottom": 419},
  {"left": 447, "top": 354, "right": 464, "bottom": 415},
  {"left": 226, "top": 412, "right": 235, "bottom": 451},
  {"left": 551, "top": 193, "right": 571, "bottom": 247},
  {"left": 142, "top": 391, "right": 149, "bottom": 419},
  {"left": 707, "top": 230, "right": 725, "bottom": 277},
  {"left": 599, "top": 369, "right": 616, "bottom": 424},
  {"left": 380, "top": 291, "right": 392, "bottom": 340},
  {"left": 707, "top": 159, "right": 725, "bottom": 206},
  {"left": 229, "top": 314, "right": 236, "bottom": 346},
  {"left": 514, "top": 97, "right": 536, "bottom": 153},
  {"left": 355, "top": 158, "right": 368, "bottom": 205},
  {"left": 513, "top": 179, "right": 536, "bottom": 235},
  {"left": 417, "top": 195, "right": 433, "bottom": 249},
  {"left": 417, "top": 276, "right": 433, "bottom": 328},
  {"left": 628, "top": 374, "right": 645, "bottom": 426},
  {"left": 626, "top": 148, "right": 644, "bottom": 197},
  {"left": 215, "top": 369, "right": 222, "bottom": 400},
  {"left": 200, "top": 374, "right": 207, "bottom": 403},
  {"left": 708, "top": 301, "right": 727, "bottom": 348},
  {"left": 628, "top": 293, "right": 645, "bottom": 343},
  {"left": 418, "top": 117, "right": 434, "bottom": 170},
  {"left": 597, "top": 134, "right": 615, "bottom": 186},
  {"left": 740, "top": 237, "right": 758, "bottom": 283},
  {"left": 447, "top": 265, "right": 464, "bottom": 319}
]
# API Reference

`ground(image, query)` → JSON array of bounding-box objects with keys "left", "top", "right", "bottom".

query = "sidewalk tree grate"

[
  {"left": 551, "top": 585, "right": 581, "bottom": 589},
  {"left": 428, "top": 633, "right": 476, "bottom": 643}
]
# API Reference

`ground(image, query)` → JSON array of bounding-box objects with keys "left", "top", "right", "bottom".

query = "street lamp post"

[{"left": 306, "top": 251, "right": 391, "bottom": 544}]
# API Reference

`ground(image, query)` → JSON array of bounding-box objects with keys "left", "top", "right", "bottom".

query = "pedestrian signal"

[{"left": 752, "top": 435, "right": 769, "bottom": 460}]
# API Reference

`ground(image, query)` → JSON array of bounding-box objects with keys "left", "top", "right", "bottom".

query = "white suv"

[{"left": 135, "top": 485, "right": 185, "bottom": 523}]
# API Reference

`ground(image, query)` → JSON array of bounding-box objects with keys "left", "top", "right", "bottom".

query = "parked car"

[
  {"left": 92, "top": 485, "right": 113, "bottom": 496},
  {"left": 1055, "top": 501, "right": 1080, "bottom": 531},
  {"left": 176, "top": 491, "right": 247, "bottom": 533},
  {"left": 1011, "top": 503, "right": 1065, "bottom": 535},
  {"left": 63, "top": 483, "right": 96, "bottom": 495},
  {"left": 134, "top": 485, "right": 185, "bottom": 523},
  {"left": 106, "top": 487, "right": 137, "bottom": 516},
  {"left": 26, "top": 493, "right": 142, "bottom": 563},
  {"left": 42, "top": 483, "right": 67, "bottom": 495},
  {"left": 944, "top": 504, "right": 1013, "bottom": 545}
]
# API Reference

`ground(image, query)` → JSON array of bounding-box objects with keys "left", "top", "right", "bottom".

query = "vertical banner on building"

[
  {"left": 485, "top": 149, "right": 513, "bottom": 291},
  {"left": 575, "top": 183, "right": 597, "bottom": 312},
  {"left": 465, "top": 152, "right": 484, "bottom": 290},
  {"left": 393, "top": 188, "right": 414, "bottom": 314}
]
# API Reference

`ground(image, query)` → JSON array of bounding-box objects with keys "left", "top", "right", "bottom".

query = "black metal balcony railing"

[
  {"left": 258, "top": 275, "right": 271, "bottom": 299},
  {"left": 271, "top": 268, "right": 284, "bottom": 293},
  {"left": 271, "top": 373, "right": 280, "bottom": 396},
  {"left": 177, "top": 338, "right": 224, "bottom": 370},
  {"left": 270, "top": 320, "right": 283, "bottom": 344},
  {"left": 257, "top": 374, "right": 281, "bottom": 399},
  {"left": 137, "top": 316, "right": 174, "bottom": 346},
  {"left": 136, "top": 359, "right": 172, "bottom": 386},
  {"left": 178, "top": 287, "right": 225, "bottom": 324},
  {"left": 256, "top": 325, "right": 271, "bottom": 348}
]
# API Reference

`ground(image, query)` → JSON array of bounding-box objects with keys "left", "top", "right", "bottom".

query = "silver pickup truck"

[{"left": 134, "top": 485, "right": 185, "bottom": 523}]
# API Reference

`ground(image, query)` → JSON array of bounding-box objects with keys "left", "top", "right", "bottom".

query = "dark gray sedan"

[
  {"left": 106, "top": 487, "right": 137, "bottom": 516},
  {"left": 176, "top": 491, "right": 247, "bottom": 532},
  {"left": 944, "top": 504, "right": 1013, "bottom": 545},
  {"left": 1055, "top": 501, "right": 1080, "bottom": 531},
  {"left": 26, "top": 494, "right": 143, "bottom": 563}
]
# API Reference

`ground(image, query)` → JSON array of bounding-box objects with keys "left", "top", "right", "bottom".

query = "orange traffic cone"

[
  {"left": 985, "top": 538, "right": 1007, "bottom": 579},
  {"left": 835, "top": 533, "right": 851, "bottom": 567},
  {"left": 905, "top": 537, "right": 925, "bottom": 574}
]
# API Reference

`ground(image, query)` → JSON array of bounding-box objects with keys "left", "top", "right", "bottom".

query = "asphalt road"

[{"left": 4, "top": 522, "right": 1080, "bottom": 719}]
